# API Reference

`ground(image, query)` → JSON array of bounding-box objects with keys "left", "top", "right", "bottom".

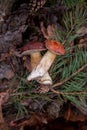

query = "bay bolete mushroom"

[
  {"left": 22, "top": 41, "right": 52, "bottom": 85},
  {"left": 27, "top": 40, "right": 65, "bottom": 80}
]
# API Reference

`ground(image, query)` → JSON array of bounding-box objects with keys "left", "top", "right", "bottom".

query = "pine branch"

[
  {"left": 51, "top": 62, "right": 87, "bottom": 88},
  {"left": 51, "top": 47, "right": 87, "bottom": 80},
  {"left": 49, "top": 1, "right": 87, "bottom": 107},
  {"left": 54, "top": 5, "right": 87, "bottom": 45},
  {"left": 63, "top": 0, "right": 86, "bottom": 8}
]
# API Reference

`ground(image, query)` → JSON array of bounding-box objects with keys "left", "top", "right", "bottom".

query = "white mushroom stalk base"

[
  {"left": 27, "top": 51, "right": 56, "bottom": 81},
  {"left": 28, "top": 52, "right": 52, "bottom": 85},
  {"left": 37, "top": 72, "right": 52, "bottom": 85}
]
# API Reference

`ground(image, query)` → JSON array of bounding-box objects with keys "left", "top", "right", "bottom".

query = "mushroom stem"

[
  {"left": 29, "top": 52, "right": 52, "bottom": 85},
  {"left": 30, "top": 52, "right": 41, "bottom": 69},
  {"left": 27, "top": 51, "right": 56, "bottom": 81}
]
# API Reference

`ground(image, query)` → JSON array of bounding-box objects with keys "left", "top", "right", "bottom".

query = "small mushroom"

[
  {"left": 27, "top": 40, "right": 65, "bottom": 80},
  {"left": 22, "top": 41, "right": 52, "bottom": 85}
]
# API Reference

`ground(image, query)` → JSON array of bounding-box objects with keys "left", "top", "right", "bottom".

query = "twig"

[
  {"left": 10, "top": 92, "right": 28, "bottom": 97},
  {"left": 51, "top": 89, "right": 87, "bottom": 95},
  {"left": 51, "top": 63, "right": 87, "bottom": 88}
]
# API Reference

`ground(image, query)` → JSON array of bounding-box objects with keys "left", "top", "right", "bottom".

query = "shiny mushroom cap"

[
  {"left": 46, "top": 40, "right": 65, "bottom": 55},
  {"left": 21, "top": 41, "right": 46, "bottom": 55}
]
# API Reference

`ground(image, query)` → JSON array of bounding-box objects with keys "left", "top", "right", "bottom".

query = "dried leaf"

[
  {"left": 64, "top": 104, "right": 87, "bottom": 122},
  {"left": 10, "top": 113, "right": 49, "bottom": 128},
  {"left": 0, "top": 64, "right": 14, "bottom": 80},
  {"left": 0, "top": 92, "right": 9, "bottom": 130}
]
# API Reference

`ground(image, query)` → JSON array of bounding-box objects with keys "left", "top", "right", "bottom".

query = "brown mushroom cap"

[
  {"left": 46, "top": 40, "right": 65, "bottom": 55},
  {"left": 21, "top": 41, "right": 46, "bottom": 55}
]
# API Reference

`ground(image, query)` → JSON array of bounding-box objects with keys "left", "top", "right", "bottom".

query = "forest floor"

[{"left": 0, "top": 0, "right": 87, "bottom": 130}]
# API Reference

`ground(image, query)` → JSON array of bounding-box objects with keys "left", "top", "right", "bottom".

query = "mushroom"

[
  {"left": 27, "top": 40, "right": 65, "bottom": 80},
  {"left": 22, "top": 41, "right": 52, "bottom": 85}
]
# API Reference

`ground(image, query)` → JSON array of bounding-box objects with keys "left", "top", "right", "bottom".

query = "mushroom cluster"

[
  {"left": 22, "top": 24, "right": 65, "bottom": 87},
  {"left": 21, "top": 41, "right": 52, "bottom": 85},
  {"left": 27, "top": 40, "right": 65, "bottom": 81}
]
